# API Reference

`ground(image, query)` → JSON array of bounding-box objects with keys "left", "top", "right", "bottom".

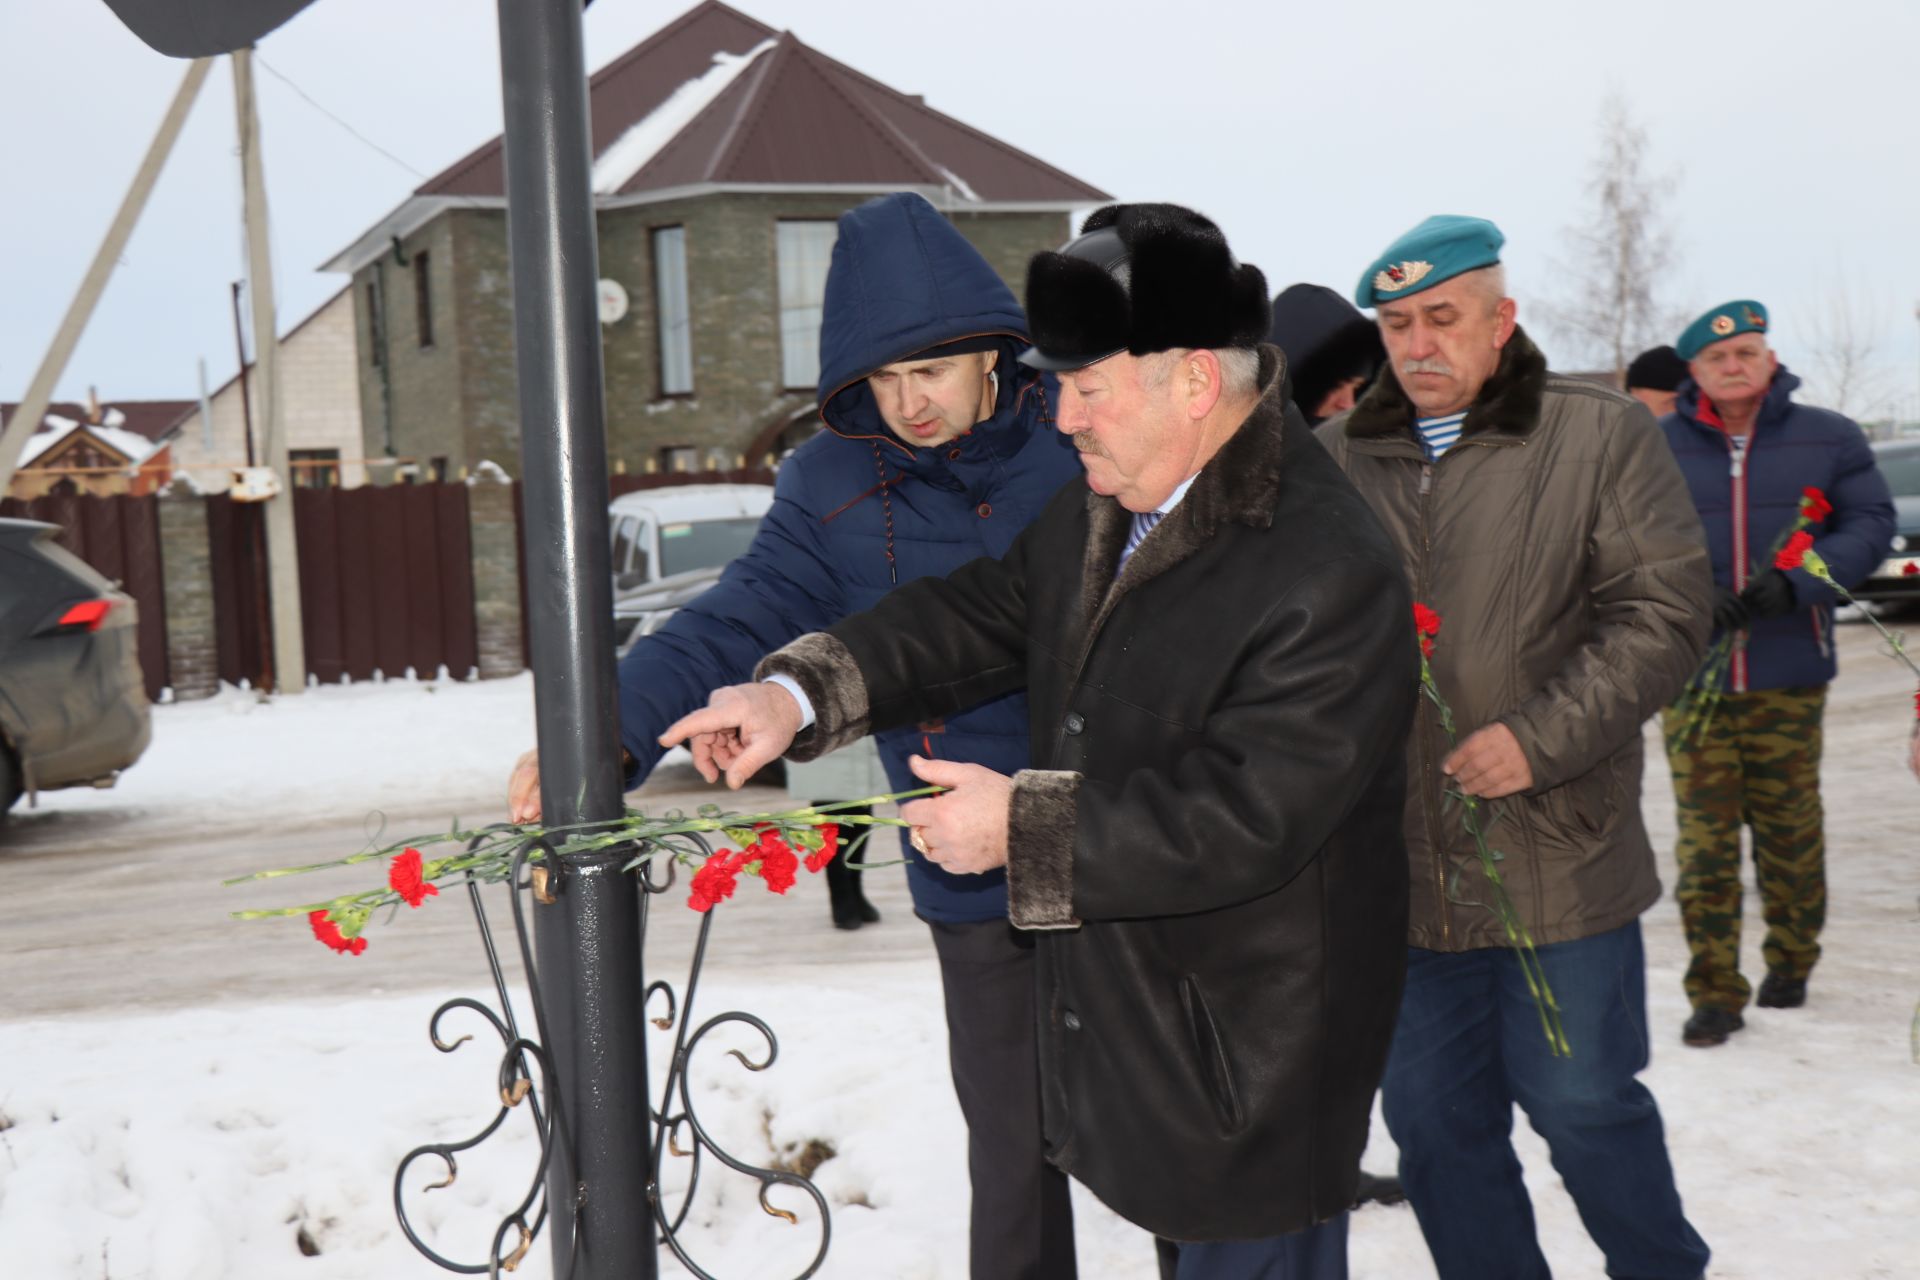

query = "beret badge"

[{"left": 1373, "top": 260, "right": 1434, "bottom": 295}]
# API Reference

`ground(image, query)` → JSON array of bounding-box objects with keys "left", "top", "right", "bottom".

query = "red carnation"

[
  {"left": 1800, "top": 487, "right": 1832, "bottom": 521},
  {"left": 1913, "top": 687, "right": 1919, "bottom": 720},
  {"left": 1413, "top": 602, "right": 1442, "bottom": 638},
  {"left": 688, "top": 851, "right": 744, "bottom": 913},
  {"left": 388, "top": 847, "right": 440, "bottom": 908},
  {"left": 310, "top": 909, "right": 367, "bottom": 956},
  {"left": 805, "top": 825, "right": 840, "bottom": 874},
  {"left": 759, "top": 842, "right": 799, "bottom": 895},
  {"left": 1775, "top": 530, "right": 1815, "bottom": 571}
]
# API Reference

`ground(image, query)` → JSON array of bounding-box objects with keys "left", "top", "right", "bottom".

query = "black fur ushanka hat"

[{"left": 1017, "top": 202, "right": 1271, "bottom": 372}]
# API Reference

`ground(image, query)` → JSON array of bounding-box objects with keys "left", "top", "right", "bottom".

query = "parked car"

[
  {"left": 607, "top": 484, "right": 774, "bottom": 652},
  {"left": 0, "top": 519, "right": 151, "bottom": 814},
  {"left": 1856, "top": 439, "right": 1920, "bottom": 601}
]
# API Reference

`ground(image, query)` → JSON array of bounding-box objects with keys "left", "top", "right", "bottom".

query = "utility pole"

[
  {"left": 495, "top": 1, "right": 652, "bottom": 1275},
  {"left": 232, "top": 46, "right": 305, "bottom": 694},
  {"left": 0, "top": 58, "right": 213, "bottom": 490}
]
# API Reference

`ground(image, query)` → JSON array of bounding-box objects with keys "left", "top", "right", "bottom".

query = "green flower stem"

[
  {"left": 230, "top": 790, "right": 946, "bottom": 924},
  {"left": 1420, "top": 662, "right": 1572, "bottom": 1058}
]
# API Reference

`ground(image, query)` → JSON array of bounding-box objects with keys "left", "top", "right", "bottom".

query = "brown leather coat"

[{"left": 1316, "top": 328, "right": 1712, "bottom": 951}]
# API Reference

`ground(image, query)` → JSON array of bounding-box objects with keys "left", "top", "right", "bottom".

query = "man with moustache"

[
  {"left": 1317, "top": 215, "right": 1714, "bottom": 1280},
  {"left": 665, "top": 202, "right": 1418, "bottom": 1279}
]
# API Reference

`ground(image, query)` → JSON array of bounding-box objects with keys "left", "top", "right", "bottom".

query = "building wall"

[
  {"left": 351, "top": 216, "right": 463, "bottom": 482},
  {"left": 170, "top": 288, "right": 367, "bottom": 489},
  {"left": 354, "top": 196, "right": 1073, "bottom": 480}
]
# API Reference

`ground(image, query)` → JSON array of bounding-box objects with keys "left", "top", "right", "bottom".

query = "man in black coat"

[{"left": 664, "top": 203, "right": 1416, "bottom": 1279}]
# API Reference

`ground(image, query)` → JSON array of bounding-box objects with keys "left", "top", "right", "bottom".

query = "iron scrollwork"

[{"left": 393, "top": 828, "right": 831, "bottom": 1277}]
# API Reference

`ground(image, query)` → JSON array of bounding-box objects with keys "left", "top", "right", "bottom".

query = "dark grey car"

[
  {"left": 0, "top": 519, "right": 151, "bottom": 813},
  {"left": 1857, "top": 439, "right": 1920, "bottom": 601}
]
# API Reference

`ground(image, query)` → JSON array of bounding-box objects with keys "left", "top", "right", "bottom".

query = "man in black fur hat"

[{"left": 664, "top": 203, "right": 1417, "bottom": 1279}]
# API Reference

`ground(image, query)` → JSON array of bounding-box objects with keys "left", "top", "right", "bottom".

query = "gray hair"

[
  {"left": 1458, "top": 264, "right": 1509, "bottom": 316},
  {"left": 1140, "top": 347, "right": 1262, "bottom": 397}
]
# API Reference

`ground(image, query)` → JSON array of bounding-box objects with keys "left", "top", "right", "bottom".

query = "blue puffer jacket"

[
  {"left": 1661, "top": 367, "right": 1894, "bottom": 691},
  {"left": 616, "top": 192, "right": 1082, "bottom": 922}
]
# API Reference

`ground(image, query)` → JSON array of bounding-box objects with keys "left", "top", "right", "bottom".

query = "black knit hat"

[
  {"left": 1626, "top": 344, "right": 1689, "bottom": 392},
  {"left": 1018, "top": 203, "right": 1271, "bottom": 372}
]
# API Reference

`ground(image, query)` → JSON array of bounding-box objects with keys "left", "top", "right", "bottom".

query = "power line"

[{"left": 252, "top": 54, "right": 429, "bottom": 181}]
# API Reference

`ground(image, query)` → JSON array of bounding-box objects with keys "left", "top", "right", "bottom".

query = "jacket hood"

[
  {"left": 1673, "top": 365, "right": 1803, "bottom": 430},
  {"left": 816, "top": 193, "right": 1031, "bottom": 455},
  {"left": 1267, "top": 283, "right": 1384, "bottom": 422}
]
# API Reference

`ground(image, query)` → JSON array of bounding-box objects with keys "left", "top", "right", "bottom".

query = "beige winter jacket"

[{"left": 1316, "top": 327, "right": 1712, "bottom": 950}]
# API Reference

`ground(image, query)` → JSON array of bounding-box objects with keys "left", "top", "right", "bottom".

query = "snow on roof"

[
  {"left": 590, "top": 38, "right": 777, "bottom": 195},
  {"left": 20, "top": 419, "right": 161, "bottom": 469}
]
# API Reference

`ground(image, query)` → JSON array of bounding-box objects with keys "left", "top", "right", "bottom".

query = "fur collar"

[
  {"left": 1077, "top": 344, "right": 1296, "bottom": 640},
  {"left": 1343, "top": 325, "right": 1548, "bottom": 442}
]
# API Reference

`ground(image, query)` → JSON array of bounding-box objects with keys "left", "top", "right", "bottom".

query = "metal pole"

[
  {"left": 0, "top": 58, "right": 213, "bottom": 490},
  {"left": 230, "top": 281, "right": 257, "bottom": 468},
  {"left": 493, "top": 3, "right": 652, "bottom": 1278},
  {"left": 232, "top": 46, "right": 306, "bottom": 694}
]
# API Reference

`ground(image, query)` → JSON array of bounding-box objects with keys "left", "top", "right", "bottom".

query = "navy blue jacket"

[
  {"left": 616, "top": 193, "right": 1082, "bottom": 922},
  {"left": 1661, "top": 368, "right": 1894, "bottom": 691}
]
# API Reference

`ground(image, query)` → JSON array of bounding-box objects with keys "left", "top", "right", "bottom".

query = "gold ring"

[{"left": 909, "top": 826, "right": 932, "bottom": 856}]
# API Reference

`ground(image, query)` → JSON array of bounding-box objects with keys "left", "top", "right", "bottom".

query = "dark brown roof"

[
  {"left": 418, "top": 0, "right": 1106, "bottom": 204},
  {"left": 1, "top": 399, "right": 196, "bottom": 441}
]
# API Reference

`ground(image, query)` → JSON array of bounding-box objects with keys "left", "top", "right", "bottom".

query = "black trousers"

[{"left": 926, "top": 917, "right": 1078, "bottom": 1280}]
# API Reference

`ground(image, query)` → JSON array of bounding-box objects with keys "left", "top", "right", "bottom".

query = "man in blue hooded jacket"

[
  {"left": 1658, "top": 300, "right": 1894, "bottom": 1048},
  {"left": 508, "top": 192, "right": 1083, "bottom": 1278}
]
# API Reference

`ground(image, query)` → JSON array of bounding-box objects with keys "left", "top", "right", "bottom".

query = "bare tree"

[
  {"left": 1804, "top": 277, "right": 1895, "bottom": 425},
  {"left": 1542, "top": 95, "right": 1679, "bottom": 384}
]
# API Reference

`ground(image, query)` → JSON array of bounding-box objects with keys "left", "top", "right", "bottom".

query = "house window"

[
  {"left": 652, "top": 225, "right": 693, "bottom": 396},
  {"left": 290, "top": 448, "right": 341, "bottom": 489},
  {"left": 776, "top": 221, "right": 837, "bottom": 390},
  {"left": 414, "top": 250, "right": 434, "bottom": 348},
  {"left": 659, "top": 445, "right": 699, "bottom": 473},
  {"left": 366, "top": 281, "right": 384, "bottom": 366},
  {"left": 430, "top": 455, "right": 449, "bottom": 483}
]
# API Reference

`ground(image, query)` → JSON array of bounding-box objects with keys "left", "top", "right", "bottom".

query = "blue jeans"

[
  {"left": 1381, "top": 921, "right": 1709, "bottom": 1280},
  {"left": 1156, "top": 1215, "right": 1348, "bottom": 1280}
]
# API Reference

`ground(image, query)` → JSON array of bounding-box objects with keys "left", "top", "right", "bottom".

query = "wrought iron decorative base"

[{"left": 394, "top": 831, "right": 830, "bottom": 1278}]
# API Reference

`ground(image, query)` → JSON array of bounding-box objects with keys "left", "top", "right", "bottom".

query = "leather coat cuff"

[
  {"left": 754, "top": 633, "right": 870, "bottom": 763},
  {"left": 1007, "top": 769, "right": 1082, "bottom": 930}
]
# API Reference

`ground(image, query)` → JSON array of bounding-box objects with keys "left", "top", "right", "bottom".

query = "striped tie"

[{"left": 1117, "top": 509, "right": 1164, "bottom": 576}]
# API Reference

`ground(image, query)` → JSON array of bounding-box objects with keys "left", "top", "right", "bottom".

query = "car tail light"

[{"left": 57, "top": 599, "right": 114, "bottom": 633}]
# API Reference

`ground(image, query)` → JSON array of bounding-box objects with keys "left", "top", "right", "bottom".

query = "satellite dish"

[{"left": 598, "top": 279, "right": 630, "bottom": 325}]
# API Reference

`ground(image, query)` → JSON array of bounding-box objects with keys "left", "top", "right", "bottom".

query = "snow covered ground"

[{"left": 3, "top": 623, "right": 1918, "bottom": 1278}]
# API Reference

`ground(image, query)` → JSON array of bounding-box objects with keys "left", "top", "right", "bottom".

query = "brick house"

[{"left": 319, "top": 0, "right": 1109, "bottom": 480}]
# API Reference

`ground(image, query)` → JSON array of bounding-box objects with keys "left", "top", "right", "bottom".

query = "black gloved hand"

[
  {"left": 1711, "top": 586, "right": 1751, "bottom": 633},
  {"left": 1739, "top": 569, "right": 1797, "bottom": 620}
]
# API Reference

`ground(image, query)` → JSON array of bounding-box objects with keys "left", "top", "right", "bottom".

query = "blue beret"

[
  {"left": 1354, "top": 215, "right": 1505, "bottom": 309},
  {"left": 1677, "top": 300, "right": 1769, "bottom": 361}
]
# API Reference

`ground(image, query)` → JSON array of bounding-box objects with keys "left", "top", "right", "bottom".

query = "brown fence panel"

[
  {"left": 294, "top": 487, "right": 346, "bottom": 685},
  {"left": 205, "top": 493, "right": 269, "bottom": 689},
  {"left": 2, "top": 491, "right": 169, "bottom": 699},
  {"left": 365, "top": 486, "right": 412, "bottom": 677},
  {"left": 335, "top": 487, "right": 379, "bottom": 681},
  {"left": 435, "top": 483, "right": 478, "bottom": 678},
  {"left": 401, "top": 485, "right": 445, "bottom": 676},
  {"left": 116, "top": 497, "right": 168, "bottom": 701}
]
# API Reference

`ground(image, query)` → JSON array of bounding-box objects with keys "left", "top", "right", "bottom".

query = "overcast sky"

[{"left": 6, "top": 0, "right": 1919, "bottom": 418}]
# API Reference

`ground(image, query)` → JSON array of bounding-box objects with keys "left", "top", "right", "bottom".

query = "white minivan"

[{"left": 606, "top": 483, "right": 775, "bottom": 652}]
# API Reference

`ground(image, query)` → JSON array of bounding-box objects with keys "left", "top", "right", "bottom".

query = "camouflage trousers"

[{"left": 1661, "top": 685, "right": 1827, "bottom": 1012}]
